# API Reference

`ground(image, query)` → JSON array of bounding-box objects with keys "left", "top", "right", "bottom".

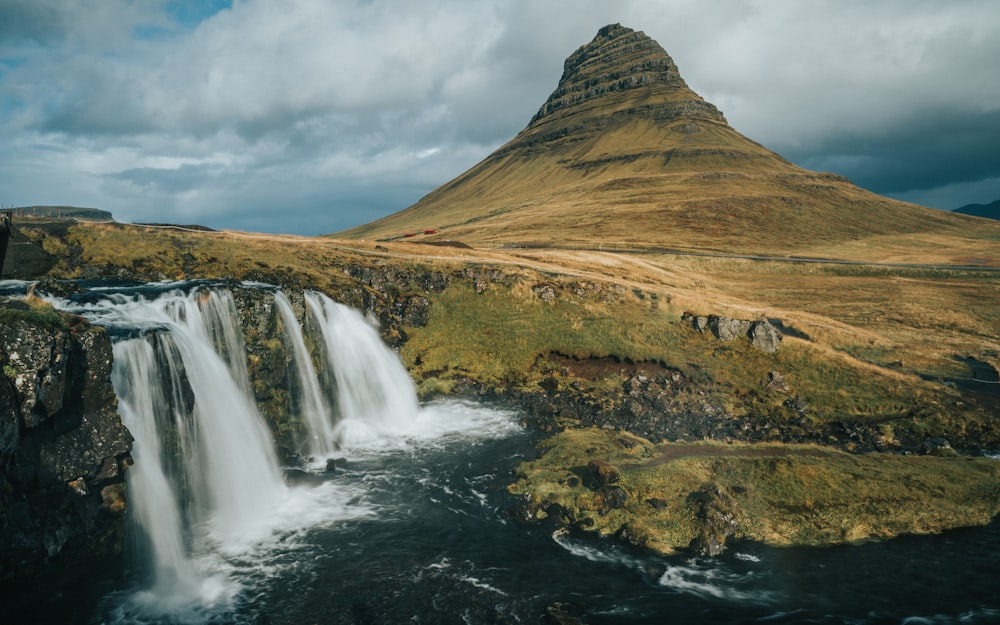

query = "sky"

[{"left": 1, "top": 0, "right": 998, "bottom": 235}]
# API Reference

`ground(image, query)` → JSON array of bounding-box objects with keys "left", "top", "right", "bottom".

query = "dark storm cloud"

[
  {"left": 792, "top": 109, "right": 1000, "bottom": 195},
  {"left": 0, "top": 0, "right": 65, "bottom": 44},
  {"left": 1, "top": 0, "right": 998, "bottom": 233}
]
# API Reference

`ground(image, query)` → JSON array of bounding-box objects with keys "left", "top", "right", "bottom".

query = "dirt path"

[{"left": 624, "top": 444, "right": 834, "bottom": 470}]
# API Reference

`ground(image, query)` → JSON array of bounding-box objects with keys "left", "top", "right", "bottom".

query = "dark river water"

[{"left": 33, "top": 401, "right": 998, "bottom": 625}]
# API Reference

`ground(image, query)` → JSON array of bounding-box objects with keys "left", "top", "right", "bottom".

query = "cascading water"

[
  {"left": 304, "top": 291, "right": 420, "bottom": 448},
  {"left": 273, "top": 290, "right": 337, "bottom": 459},
  {"left": 112, "top": 339, "right": 196, "bottom": 596},
  {"left": 44, "top": 282, "right": 427, "bottom": 616},
  {"left": 52, "top": 286, "right": 290, "bottom": 612}
]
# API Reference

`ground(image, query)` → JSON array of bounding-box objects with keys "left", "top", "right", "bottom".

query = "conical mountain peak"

[
  {"left": 339, "top": 25, "right": 971, "bottom": 254},
  {"left": 530, "top": 23, "right": 722, "bottom": 126}
]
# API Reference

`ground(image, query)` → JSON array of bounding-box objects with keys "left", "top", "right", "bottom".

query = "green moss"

[
  {"left": 402, "top": 282, "right": 688, "bottom": 388},
  {"left": 0, "top": 299, "right": 68, "bottom": 330},
  {"left": 511, "top": 428, "right": 1000, "bottom": 554},
  {"left": 416, "top": 376, "right": 457, "bottom": 400}
]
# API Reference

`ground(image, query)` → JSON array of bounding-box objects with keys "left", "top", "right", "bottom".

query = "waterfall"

[
  {"left": 304, "top": 291, "right": 420, "bottom": 448},
  {"left": 273, "top": 291, "right": 337, "bottom": 459},
  {"left": 136, "top": 289, "right": 286, "bottom": 543},
  {"left": 46, "top": 281, "right": 422, "bottom": 612},
  {"left": 59, "top": 286, "right": 288, "bottom": 606},
  {"left": 112, "top": 339, "right": 196, "bottom": 594}
]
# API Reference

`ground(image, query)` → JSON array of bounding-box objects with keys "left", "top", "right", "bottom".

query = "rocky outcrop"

[
  {"left": 686, "top": 483, "right": 741, "bottom": 556},
  {"left": 0, "top": 227, "right": 56, "bottom": 279},
  {"left": 0, "top": 300, "right": 131, "bottom": 593},
  {"left": 682, "top": 312, "right": 783, "bottom": 352},
  {"left": 529, "top": 23, "right": 726, "bottom": 127}
]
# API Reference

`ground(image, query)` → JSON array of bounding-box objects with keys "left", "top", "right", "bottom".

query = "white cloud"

[{"left": 1, "top": 0, "right": 998, "bottom": 233}]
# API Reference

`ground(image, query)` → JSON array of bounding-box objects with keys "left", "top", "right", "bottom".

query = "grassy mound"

[{"left": 510, "top": 428, "right": 1000, "bottom": 555}]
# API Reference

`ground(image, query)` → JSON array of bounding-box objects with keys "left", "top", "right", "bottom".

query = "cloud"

[
  {"left": 617, "top": 1, "right": 1000, "bottom": 209},
  {"left": 1, "top": 0, "right": 998, "bottom": 233},
  {"left": 796, "top": 109, "right": 1000, "bottom": 195}
]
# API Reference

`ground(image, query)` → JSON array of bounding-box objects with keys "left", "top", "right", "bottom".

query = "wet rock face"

[{"left": 0, "top": 307, "right": 131, "bottom": 588}]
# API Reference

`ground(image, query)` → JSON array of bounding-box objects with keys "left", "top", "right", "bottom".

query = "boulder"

[
  {"left": 709, "top": 315, "right": 752, "bottom": 341},
  {"left": 766, "top": 370, "right": 791, "bottom": 393},
  {"left": 681, "top": 311, "right": 782, "bottom": 352},
  {"left": 584, "top": 459, "right": 622, "bottom": 489},
  {"left": 533, "top": 284, "right": 557, "bottom": 303},
  {"left": 920, "top": 438, "right": 955, "bottom": 456},
  {"left": 750, "top": 320, "right": 783, "bottom": 353},
  {"left": 602, "top": 485, "right": 630, "bottom": 511},
  {"left": 686, "top": 483, "right": 741, "bottom": 556}
]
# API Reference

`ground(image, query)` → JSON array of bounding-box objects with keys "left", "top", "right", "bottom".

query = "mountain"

[
  {"left": 338, "top": 24, "right": 990, "bottom": 254},
  {"left": 954, "top": 199, "right": 1000, "bottom": 220},
  {"left": 12, "top": 205, "right": 113, "bottom": 221}
]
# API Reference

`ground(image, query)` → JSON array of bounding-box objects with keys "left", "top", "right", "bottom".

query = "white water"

[
  {"left": 304, "top": 291, "right": 420, "bottom": 449},
  {"left": 112, "top": 339, "right": 196, "bottom": 596},
  {"left": 553, "top": 530, "right": 775, "bottom": 604},
  {"left": 273, "top": 291, "right": 337, "bottom": 459}
]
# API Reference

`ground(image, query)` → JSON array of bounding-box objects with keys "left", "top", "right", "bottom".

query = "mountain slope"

[
  {"left": 954, "top": 199, "right": 1000, "bottom": 220},
  {"left": 338, "top": 24, "right": 997, "bottom": 254}
]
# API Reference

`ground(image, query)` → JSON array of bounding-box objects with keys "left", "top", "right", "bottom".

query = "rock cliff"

[
  {"left": 0, "top": 299, "right": 131, "bottom": 602},
  {"left": 525, "top": 23, "right": 726, "bottom": 141}
]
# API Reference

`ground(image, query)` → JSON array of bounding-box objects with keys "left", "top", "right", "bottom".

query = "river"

[{"left": 84, "top": 405, "right": 1000, "bottom": 624}]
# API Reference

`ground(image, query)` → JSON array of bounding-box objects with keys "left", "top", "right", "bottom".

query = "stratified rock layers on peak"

[{"left": 530, "top": 23, "right": 724, "bottom": 126}]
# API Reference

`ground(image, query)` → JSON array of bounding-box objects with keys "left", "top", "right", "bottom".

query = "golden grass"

[{"left": 336, "top": 107, "right": 1000, "bottom": 258}]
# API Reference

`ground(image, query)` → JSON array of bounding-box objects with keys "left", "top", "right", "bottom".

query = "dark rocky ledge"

[{"left": 0, "top": 299, "right": 131, "bottom": 608}]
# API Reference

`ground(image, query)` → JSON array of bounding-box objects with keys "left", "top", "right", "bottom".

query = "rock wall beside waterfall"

[
  {"left": 0, "top": 301, "right": 131, "bottom": 594},
  {"left": 230, "top": 279, "right": 437, "bottom": 459}
]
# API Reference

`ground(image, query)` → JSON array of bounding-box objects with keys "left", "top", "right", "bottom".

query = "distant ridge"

[
  {"left": 954, "top": 199, "right": 1000, "bottom": 221},
  {"left": 338, "top": 24, "right": 994, "bottom": 254},
  {"left": 12, "top": 205, "right": 113, "bottom": 221}
]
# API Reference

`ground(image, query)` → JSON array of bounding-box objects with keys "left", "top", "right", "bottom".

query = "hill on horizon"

[
  {"left": 954, "top": 199, "right": 1000, "bottom": 221},
  {"left": 338, "top": 24, "right": 998, "bottom": 256},
  {"left": 9, "top": 205, "right": 113, "bottom": 221}
]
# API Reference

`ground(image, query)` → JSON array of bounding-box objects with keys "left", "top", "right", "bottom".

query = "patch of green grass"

[
  {"left": 401, "top": 281, "right": 686, "bottom": 387},
  {"left": 0, "top": 299, "right": 68, "bottom": 330},
  {"left": 402, "top": 277, "right": 983, "bottom": 438},
  {"left": 510, "top": 428, "right": 1000, "bottom": 554}
]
